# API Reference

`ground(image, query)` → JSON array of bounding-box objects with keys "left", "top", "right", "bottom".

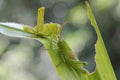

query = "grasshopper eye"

[
  {"left": 50, "top": 22, "right": 53, "bottom": 24},
  {"left": 57, "top": 24, "right": 61, "bottom": 28}
]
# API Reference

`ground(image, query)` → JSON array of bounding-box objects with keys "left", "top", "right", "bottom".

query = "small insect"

[
  {"left": 57, "top": 39, "right": 87, "bottom": 66},
  {"left": 23, "top": 7, "right": 62, "bottom": 41}
]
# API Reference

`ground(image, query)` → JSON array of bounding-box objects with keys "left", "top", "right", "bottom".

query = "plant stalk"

[{"left": 36, "top": 37, "right": 89, "bottom": 80}]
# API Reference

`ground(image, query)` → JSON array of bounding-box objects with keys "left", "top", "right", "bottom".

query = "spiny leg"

[
  {"left": 56, "top": 52, "right": 66, "bottom": 67},
  {"left": 66, "top": 59, "right": 88, "bottom": 66}
]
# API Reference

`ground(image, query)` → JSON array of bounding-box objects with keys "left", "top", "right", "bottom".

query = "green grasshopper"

[
  {"left": 57, "top": 38, "right": 87, "bottom": 68},
  {"left": 23, "top": 7, "right": 62, "bottom": 41}
]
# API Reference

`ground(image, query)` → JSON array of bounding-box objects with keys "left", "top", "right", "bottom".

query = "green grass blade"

[
  {"left": 35, "top": 37, "right": 89, "bottom": 80},
  {"left": 86, "top": 1, "right": 117, "bottom": 80},
  {"left": 0, "top": 23, "right": 33, "bottom": 38}
]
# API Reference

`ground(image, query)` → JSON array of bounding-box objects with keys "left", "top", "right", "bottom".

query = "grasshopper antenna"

[
  {"left": 58, "top": 19, "right": 69, "bottom": 41},
  {"left": 61, "top": 19, "right": 69, "bottom": 27}
]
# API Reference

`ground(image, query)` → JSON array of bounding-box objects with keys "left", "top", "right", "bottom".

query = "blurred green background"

[{"left": 0, "top": 0, "right": 120, "bottom": 80}]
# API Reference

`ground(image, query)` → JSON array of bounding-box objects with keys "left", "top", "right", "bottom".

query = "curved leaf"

[
  {"left": 0, "top": 22, "right": 33, "bottom": 38},
  {"left": 86, "top": 1, "right": 117, "bottom": 80}
]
